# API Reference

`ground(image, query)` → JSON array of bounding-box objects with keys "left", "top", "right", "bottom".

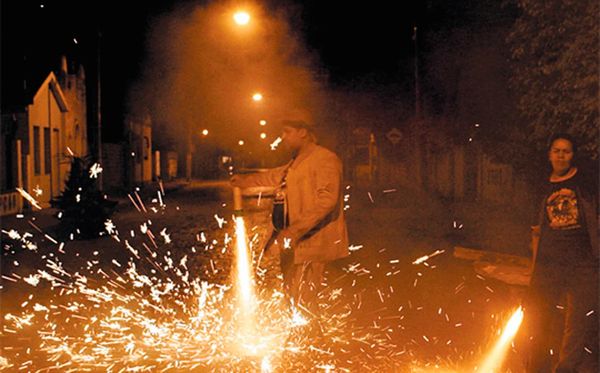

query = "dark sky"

[{"left": 1, "top": 0, "right": 479, "bottom": 140}]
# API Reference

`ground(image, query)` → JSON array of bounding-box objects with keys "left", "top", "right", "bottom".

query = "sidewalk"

[
  {"left": 447, "top": 199, "right": 532, "bottom": 257},
  {"left": 347, "top": 184, "right": 531, "bottom": 256},
  {"left": 0, "top": 178, "right": 200, "bottom": 237}
]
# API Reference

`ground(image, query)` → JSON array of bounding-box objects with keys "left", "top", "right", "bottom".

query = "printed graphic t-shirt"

[{"left": 537, "top": 172, "right": 593, "bottom": 266}]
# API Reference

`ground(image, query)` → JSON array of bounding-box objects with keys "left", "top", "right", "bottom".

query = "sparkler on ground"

[
  {"left": 232, "top": 185, "right": 258, "bottom": 338},
  {"left": 478, "top": 306, "right": 524, "bottom": 372}
]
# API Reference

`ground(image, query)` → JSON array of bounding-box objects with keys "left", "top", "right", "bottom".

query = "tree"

[
  {"left": 508, "top": 0, "right": 599, "bottom": 159},
  {"left": 421, "top": 0, "right": 521, "bottom": 157},
  {"left": 51, "top": 157, "right": 117, "bottom": 239}
]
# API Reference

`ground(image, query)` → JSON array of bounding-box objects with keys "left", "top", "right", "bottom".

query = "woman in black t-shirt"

[{"left": 521, "top": 134, "right": 598, "bottom": 373}]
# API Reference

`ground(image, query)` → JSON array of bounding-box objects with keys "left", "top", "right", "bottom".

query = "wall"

[
  {"left": 102, "top": 143, "right": 125, "bottom": 191},
  {"left": 27, "top": 76, "right": 67, "bottom": 206}
]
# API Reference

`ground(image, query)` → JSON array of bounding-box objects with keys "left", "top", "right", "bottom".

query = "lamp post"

[
  {"left": 252, "top": 92, "right": 263, "bottom": 102},
  {"left": 233, "top": 11, "right": 250, "bottom": 26}
]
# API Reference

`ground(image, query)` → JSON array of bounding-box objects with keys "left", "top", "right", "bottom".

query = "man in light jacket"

[{"left": 231, "top": 109, "right": 349, "bottom": 313}]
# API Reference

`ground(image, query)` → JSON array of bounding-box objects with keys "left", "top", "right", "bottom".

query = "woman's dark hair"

[{"left": 547, "top": 133, "right": 578, "bottom": 154}]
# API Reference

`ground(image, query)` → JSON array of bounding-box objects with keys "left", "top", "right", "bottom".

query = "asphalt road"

[{"left": 0, "top": 181, "right": 533, "bottom": 371}]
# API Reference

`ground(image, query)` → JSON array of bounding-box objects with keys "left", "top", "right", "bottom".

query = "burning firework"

[
  {"left": 1, "top": 186, "right": 399, "bottom": 372},
  {"left": 478, "top": 306, "right": 524, "bottom": 372},
  {"left": 1, "top": 185, "right": 528, "bottom": 371}
]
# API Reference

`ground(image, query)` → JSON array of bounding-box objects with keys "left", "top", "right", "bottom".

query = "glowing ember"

[
  {"left": 478, "top": 306, "right": 523, "bottom": 372},
  {"left": 270, "top": 137, "right": 282, "bottom": 150},
  {"left": 15, "top": 187, "right": 42, "bottom": 210},
  {"left": 89, "top": 163, "right": 103, "bottom": 178},
  {"left": 412, "top": 249, "right": 445, "bottom": 265}
]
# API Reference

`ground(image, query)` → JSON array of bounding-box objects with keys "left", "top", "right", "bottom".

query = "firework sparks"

[
  {"left": 478, "top": 306, "right": 524, "bottom": 372},
  {"left": 412, "top": 249, "right": 446, "bottom": 265},
  {"left": 33, "top": 184, "right": 43, "bottom": 197},
  {"left": 15, "top": 187, "right": 42, "bottom": 210},
  {"left": 89, "top": 163, "right": 103, "bottom": 178},
  {"left": 233, "top": 215, "right": 257, "bottom": 335},
  {"left": 1, "top": 183, "right": 530, "bottom": 372},
  {"left": 270, "top": 137, "right": 282, "bottom": 150},
  {"left": 3, "top": 189, "right": 388, "bottom": 370}
]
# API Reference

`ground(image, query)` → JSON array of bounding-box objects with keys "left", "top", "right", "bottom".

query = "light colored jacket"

[{"left": 241, "top": 145, "right": 349, "bottom": 264}]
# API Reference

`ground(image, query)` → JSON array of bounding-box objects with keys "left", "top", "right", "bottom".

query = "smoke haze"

[{"left": 128, "top": 1, "right": 327, "bottom": 151}]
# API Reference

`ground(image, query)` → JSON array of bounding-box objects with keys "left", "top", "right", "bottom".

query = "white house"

[{"left": 0, "top": 57, "right": 87, "bottom": 214}]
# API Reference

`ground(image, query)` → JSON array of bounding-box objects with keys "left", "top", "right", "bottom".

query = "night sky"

[{"left": 1, "top": 0, "right": 502, "bottom": 141}]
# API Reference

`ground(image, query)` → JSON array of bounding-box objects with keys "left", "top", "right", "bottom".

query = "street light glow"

[
  {"left": 238, "top": 140, "right": 245, "bottom": 146},
  {"left": 201, "top": 129, "right": 209, "bottom": 136},
  {"left": 233, "top": 11, "right": 250, "bottom": 26},
  {"left": 259, "top": 120, "right": 267, "bottom": 126},
  {"left": 252, "top": 93, "right": 263, "bottom": 102},
  {"left": 260, "top": 133, "right": 267, "bottom": 139}
]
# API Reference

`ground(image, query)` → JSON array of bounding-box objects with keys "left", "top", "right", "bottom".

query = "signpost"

[{"left": 386, "top": 128, "right": 402, "bottom": 145}]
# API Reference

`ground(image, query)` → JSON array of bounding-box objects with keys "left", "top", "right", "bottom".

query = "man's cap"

[{"left": 279, "top": 107, "right": 315, "bottom": 129}]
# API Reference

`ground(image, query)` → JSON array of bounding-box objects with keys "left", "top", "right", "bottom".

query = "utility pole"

[
  {"left": 413, "top": 23, "right": 426, "bottom": 190},
  {"left": 97, "top": 31, "right": 103, "bottom": 191},
  {"left": 413, "top": 25, "right": 421, "bottom": 118}
]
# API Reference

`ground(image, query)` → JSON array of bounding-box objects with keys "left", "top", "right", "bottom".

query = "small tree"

[{"left": 51, "top": 156, "right": 116, "bottom": 239}]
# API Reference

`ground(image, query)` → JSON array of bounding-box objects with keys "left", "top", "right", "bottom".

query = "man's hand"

[{"left": 528, "top": 225, "right": 541, "bottom": 275}]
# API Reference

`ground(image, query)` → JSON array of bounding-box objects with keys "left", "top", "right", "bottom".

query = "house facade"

[{"left": 0, "top": 58, "right": 87, "bottom": 215}]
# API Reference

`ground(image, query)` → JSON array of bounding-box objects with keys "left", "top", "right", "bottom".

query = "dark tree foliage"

[
  {"left": 51, "top": 157, "right": 117, "bottom": 239},
  {"left": 421, "top": 0, "right": 520, "bottom": 156},
  {"left": 507, "top": 0, "right": 599, "bottom": 160}
]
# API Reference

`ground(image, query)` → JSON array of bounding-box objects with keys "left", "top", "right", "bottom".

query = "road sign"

[{"left": 386, "top": 128, "right": 402, "bottom": 145}]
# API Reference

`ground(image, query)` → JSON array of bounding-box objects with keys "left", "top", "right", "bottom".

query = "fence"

[{"left": 0, "top": 191, "right": 23, "bottom": 216}]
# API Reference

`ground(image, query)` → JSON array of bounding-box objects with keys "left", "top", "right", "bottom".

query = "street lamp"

[
  {"left": 252, "top": 92, "right": 263, "bottom": 102},
  {"left": 201, "top": 129, "right": 209, "bottom": 136},
  {"left": 238, "top": 140, "right": 245, "bottom": 146},
  {"left": 259, "top": 120, "right": 267, "bottom": 126},
  {"left": 233, "top": 11, "right": 250, "bottom": 26},
  {"left": 260, "top": 132, "right": 267, "bottom": 139}
]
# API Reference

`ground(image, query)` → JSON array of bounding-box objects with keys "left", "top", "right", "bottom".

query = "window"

[
  {"left": 44, "top": 128, "right": 51, "bottom": 174},
  {"left": 33, "top": 126, "right": 40, "bottom": 175},
  {"left": 143, "top": 136, "right": 149, "bottom": 160},
  {"left": 488, "top": 169, "right": 503, "bottom": 185}
]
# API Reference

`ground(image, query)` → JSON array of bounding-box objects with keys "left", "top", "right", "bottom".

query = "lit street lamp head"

[
  {"left": 252, "top": 92, "right": 263, "bottom": 102},
  {"left": 233, "top": 11, "right": 250, "bottom": 26}
]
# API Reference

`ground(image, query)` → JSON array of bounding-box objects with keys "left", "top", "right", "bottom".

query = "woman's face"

[{"left": 548, "top": 138, "right": 574, "bottom": 175}]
